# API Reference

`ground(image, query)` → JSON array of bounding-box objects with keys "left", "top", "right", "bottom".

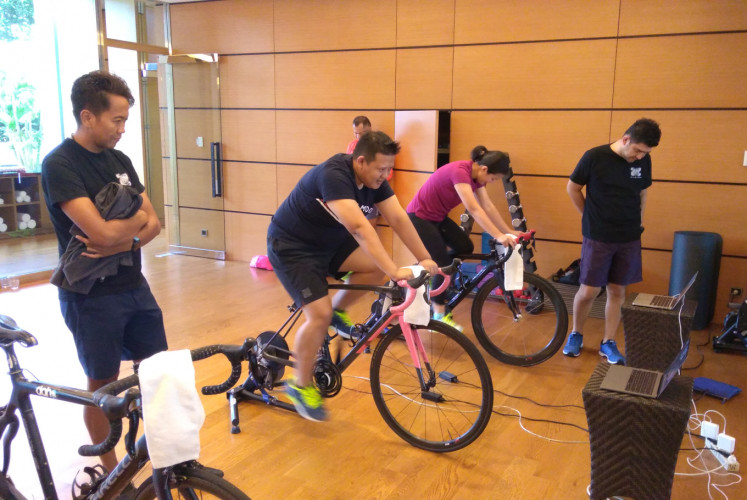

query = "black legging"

[{"left": 408, "top": 213, "right": 474, "bottom": 305}]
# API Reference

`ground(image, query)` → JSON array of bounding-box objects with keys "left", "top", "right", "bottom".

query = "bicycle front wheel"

[
  {"left": 134, "top": 463, "right": 250, "bottom": 500},
  {"left": 471, "top": 272, "right": 568, "bottom": 366},
  {"left": 370, "top": 320, "right": 493, "bottom": 452}
]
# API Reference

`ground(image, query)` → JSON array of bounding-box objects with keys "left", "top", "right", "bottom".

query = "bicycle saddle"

[{"left": 0, "top": 315, "right": 37, "bottom": 347}]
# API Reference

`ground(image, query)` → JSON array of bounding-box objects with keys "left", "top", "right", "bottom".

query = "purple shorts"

[{"left": 579, "top": 237, "right": 642, "bottom": 287}]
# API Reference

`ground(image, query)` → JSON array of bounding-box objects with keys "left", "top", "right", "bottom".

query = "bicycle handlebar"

[
  {"left": 80, "top": 343, "right": 251, "bottom": 457},
  {"left": 194, "top": 343, "right": 249, "bottom": 395},
  {"left": 79, "top": 374, "right": 140, "bottom": 457},
  {"left": 489, "top": 229, "right": 536, "bottom": 266},
  {"left": 391, "top": 260, "right": 461, "bottom": 316},
  {"left": 402, "top": 259, "right": 460, "bottom": 290}
]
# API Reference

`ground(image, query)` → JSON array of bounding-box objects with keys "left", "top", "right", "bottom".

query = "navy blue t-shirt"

[
  {"left": 41, "top": 138, "right": 145, "bottom": 299},
  {"left": 570, "top": 144, "right": 652, "bottom": 243},
  {"left": 269, "top": 153, "right": 394, "bottom": 248}
]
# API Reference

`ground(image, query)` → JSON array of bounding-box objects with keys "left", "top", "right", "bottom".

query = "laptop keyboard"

[
  {"left": 651, "top": 295, "right": 676, "bottom": 308},
  {"left": 625, "top": 369, "right": 658, "bottom": 394}
]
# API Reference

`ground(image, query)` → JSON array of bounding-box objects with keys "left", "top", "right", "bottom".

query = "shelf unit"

[{"left": 0, "top": 172, "right": 52, "bottom": 239}]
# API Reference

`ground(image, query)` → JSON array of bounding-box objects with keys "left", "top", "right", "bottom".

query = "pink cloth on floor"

[{"left": 250, "top": 255, "right": 273, "bottom": 271}]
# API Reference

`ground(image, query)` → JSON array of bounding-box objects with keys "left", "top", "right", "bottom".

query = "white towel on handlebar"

[
  {"left": 139, "top": 349, "right": 205, "bottom": 468},
  {"left": 403, "top": 265, "right": 431, "bottom": 326},
  {"left": 497, "top": 235, "right": 524, "bottom": 291}
]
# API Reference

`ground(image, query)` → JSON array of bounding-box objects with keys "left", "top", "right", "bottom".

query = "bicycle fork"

[
  {"left": 400, "top": 323, "right": 440, "bottom": 401},
  {"left": 495, "top": 271, "right": 523, "bottom": 322}
]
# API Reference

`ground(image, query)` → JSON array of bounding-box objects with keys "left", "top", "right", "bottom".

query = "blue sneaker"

[
  {"left": 600, "top": 340, "right": 625, "bottom": 365},
  {"left": 563, "top": 331, "right": 583, "bottom": 357},
  {"left": 285, "top": 378, "right": 328, "bottom": 422}
]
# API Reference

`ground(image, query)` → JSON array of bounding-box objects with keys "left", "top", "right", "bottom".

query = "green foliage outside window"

[
  {"left": 1, "top": 0, "right": 39, "bottom": 171},
  {"left": 0, "top": 0, "right": 34, "bottom": 42},
  {"left": 0, "top": 72, "right": 41, "bottom": 172}
]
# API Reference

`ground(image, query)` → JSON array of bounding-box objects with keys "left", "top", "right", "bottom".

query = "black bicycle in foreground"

[{"left": 0, "top": 314, "right": 250, "bottom": 500}]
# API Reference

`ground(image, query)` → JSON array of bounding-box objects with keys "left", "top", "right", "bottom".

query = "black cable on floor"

[
  {"left": 491, "top": 408, "right": 589, "bottom": 433},
  {"left": 493, "top": 388, "right": 585, "bottom": 410}
]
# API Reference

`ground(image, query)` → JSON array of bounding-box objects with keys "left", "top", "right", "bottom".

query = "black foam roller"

[{"left": 669, "top": 231, "right": 722, "bottom": 329}]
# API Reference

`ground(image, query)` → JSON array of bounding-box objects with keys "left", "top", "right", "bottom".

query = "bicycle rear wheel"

[
  {"left": 470, "top": 272, "right": 568, "bottom": 366},
  {"left": 134, "top": 463, "right": 250, "bottom": 499},
  {"left": 369, "top": 320, "right": 493, "bottom": 452}
]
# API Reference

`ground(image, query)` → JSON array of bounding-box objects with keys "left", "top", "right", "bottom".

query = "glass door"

[{"left": 159, "top": 54, "right": 225, "bottom": 259}]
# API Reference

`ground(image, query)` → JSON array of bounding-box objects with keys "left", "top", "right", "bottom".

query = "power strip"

[
  {"left": 706, "top": 439, "right": 728, "bottom": 468},
  {"left": 705, "top": 439, "right": 740, "bottom": 471}
]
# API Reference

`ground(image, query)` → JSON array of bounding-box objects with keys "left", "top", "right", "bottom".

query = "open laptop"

[
  {"left": 632, "top": 272, "right": 698, "bottom": 310},
  {"left": 600, "top": 339, "right": 690, "bottom": 398}
]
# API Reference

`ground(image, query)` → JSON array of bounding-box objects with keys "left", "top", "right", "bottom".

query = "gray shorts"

[{"left": 579, "top": 237, "right": 642, "bottom": 287}]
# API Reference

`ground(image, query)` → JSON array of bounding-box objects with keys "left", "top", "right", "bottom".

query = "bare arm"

[
  {"left": 455, "top": 184, "right": 515, "bottom": 247},
  {"left": 567, "top": 180, "right": 585, "bottom": 215},
  {"left": 640, "top": 188, "right": 648, "bottom": 225},
  {"left": 474, "top": 186, "right": 522, "bottom": 236},
  {"left": 61, "top": 196, "right": 148, "bottom": 249},
  {"left": 63, "top": 193, "right": 161, "bottom": 258},
  {"left": 134, "top": 192, "right": 162, "bottom": 247},
  {"left": 376, "top": 196, "right": 438, "bottom": 273}
]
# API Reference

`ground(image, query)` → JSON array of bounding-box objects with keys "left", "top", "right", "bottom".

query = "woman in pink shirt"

[{"left": 407, "top": 146, "right": 518, "bottom": 329}]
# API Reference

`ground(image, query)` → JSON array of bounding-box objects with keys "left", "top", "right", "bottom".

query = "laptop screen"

[
  {"left": 658, "top": 339, "right": 691, "bottom": 395},
  {"left": 674, "top": 272, "right": 698, "bottom": 302}
]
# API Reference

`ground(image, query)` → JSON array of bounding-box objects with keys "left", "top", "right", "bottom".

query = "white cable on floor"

[
  {"left": 677, "top": 398, "right": 743, "bottom": 500},
  {"left": 345, "top": 374, "right": 587, "bottom": 443}
]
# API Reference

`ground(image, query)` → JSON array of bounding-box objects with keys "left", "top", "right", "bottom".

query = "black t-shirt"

[
  {"left": 41, "top": 138, "right": 145, "bottom": 299},
  {"left": 570, "top": 144, "right": 652, "bottom": 243},
  {"left": 269, "top": 153, "right": 394, "bottom": 248}
]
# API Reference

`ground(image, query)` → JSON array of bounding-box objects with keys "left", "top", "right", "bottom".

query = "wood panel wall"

[{"left": 170, "top": 0, "right": 747, "bottom": 322}]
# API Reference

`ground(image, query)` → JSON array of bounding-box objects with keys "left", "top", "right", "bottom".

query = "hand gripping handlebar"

[
  {"left": 403, "top": 258, "right": 460, "bottom": 290},
  {"left": 391, "top": 259, "right": 462, "bottom": 315},
  {"left": 490, "top": 230, "right": 536, "bottom": 266}
]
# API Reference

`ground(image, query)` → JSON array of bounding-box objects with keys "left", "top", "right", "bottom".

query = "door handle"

[{"left": 210, "top": 142, "right": 223, "bottom": 197}]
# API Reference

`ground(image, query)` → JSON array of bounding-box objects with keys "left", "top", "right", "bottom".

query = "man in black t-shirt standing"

[
  {"left": 41, "top": 71, "right": 167, "bottom": 474},
  {"left": 268, "top": 131, "right": 437, "bottom": 421},
  {"left": 562, "top": 118, "right": 661, "bottom": 365}
]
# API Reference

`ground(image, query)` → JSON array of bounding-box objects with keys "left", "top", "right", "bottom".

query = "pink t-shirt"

[{"left": 406, "top": 160, "right": 482, "bottom": 221}]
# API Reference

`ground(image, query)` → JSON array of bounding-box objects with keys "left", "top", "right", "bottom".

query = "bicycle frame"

[
  {"left": 327, "top": 273, "right": 451, "bottom": 383},
  {"left": 445, "top": 235, "right": 534, "bottom": 320},
  {"left": 446, "top": 251, "right": 507, "bottom": 311},
  {"left": 0, "top": 341, "right": 161, "bottom": 500},
  {"left": 229, "top": 271, "right": 454, "bottom": 426}
]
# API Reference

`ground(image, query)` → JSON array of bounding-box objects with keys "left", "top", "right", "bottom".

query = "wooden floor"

[
  {"left": 0, "top": 234, "right": 744, "bottom": 499},
  {"left": 0, "top": 232, "right": 59, "bottom": 278}
]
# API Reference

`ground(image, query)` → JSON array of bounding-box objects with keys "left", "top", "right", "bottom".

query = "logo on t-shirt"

[
  {"left": 360, "top": 205, "right": 375, "bottom": 215},
  {"left": 630, "top": 167, "right": 642, "bottom": 179},
  {"left": 116, "top": 173, "right": 132, "bottom": 186}
]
